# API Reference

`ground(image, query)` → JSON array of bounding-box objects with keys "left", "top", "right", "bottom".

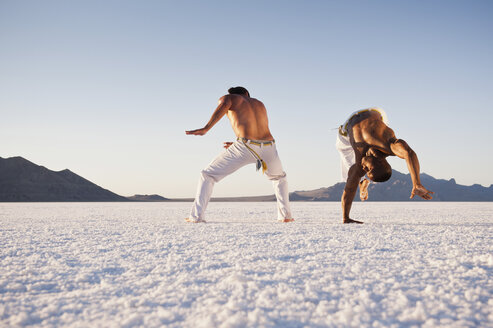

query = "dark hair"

[
  {"left": 368, "top": 158, "right": 392, "bottom": 182},
  {"left": 228, "top": 86, "right": 250, "bottom": 97}
]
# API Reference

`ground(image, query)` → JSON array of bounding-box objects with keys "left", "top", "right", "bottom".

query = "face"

[
  {"left": 362, "top": 156, "right": 392, "bottom": 182},
  {"left": 362, "top": 156, "right": 382, "bottom": 181},
  {"left": 361, "top": 156, "right": 375, "bottom": 173}
]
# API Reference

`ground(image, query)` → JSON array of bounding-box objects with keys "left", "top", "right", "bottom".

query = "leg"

[
  {"left": 188, "top": 142, "right": 255, "bottom": 222},
  {"left": 359, "top": 178, "right": 370, "bottom": 201},
  {"left": 187, "top": 170, "right": 215, "bottom": 223},
  {"left": 335, "top": 133, "right": 355, "bottom": 182},
  {"left": 261, "top": 145, "right": 293, "bottom": 222},
  {"left": 272, "top": 176, "right": 294, "bottom": 222}
]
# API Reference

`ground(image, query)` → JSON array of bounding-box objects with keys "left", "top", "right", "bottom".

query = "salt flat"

[{"left": 0, "top": 202, "right": 492, "bottom": 327}]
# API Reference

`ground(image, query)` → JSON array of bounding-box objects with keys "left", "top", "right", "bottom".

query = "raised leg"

[{"left": 359, "top": 178, "right": 370, "bottom": 201}]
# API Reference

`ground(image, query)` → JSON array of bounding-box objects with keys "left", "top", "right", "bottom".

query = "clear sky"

[{"left": 1, "top": 0, "right": 492, "bottom": 198}]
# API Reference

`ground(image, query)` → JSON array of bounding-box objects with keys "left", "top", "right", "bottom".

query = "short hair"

[
  {"left": 368, "top": 158, "right": 392, "bottom": 182},
  {"left": 228, "top": 86, "right": 250, "bottom": 97}
]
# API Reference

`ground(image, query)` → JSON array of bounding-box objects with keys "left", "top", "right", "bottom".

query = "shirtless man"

[
  {"left": 185, "top": 86, "right": 293, "bottom": 223},
  {"left": 336, "top": 108, "right": 433, "bottom": 224}
]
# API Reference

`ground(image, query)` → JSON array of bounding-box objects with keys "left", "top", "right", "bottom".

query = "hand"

[
  {"left": 223, "top": 142, "right": 233, "bottom": 149},
  {"left": 411, "top": 184, "right": 434, "bottom": 200},
  {"left": 185, "top": 128, "right": 208, "bottom": 136}
]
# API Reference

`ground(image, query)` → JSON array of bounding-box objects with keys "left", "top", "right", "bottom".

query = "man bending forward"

[
  {"left": 336, "top": 108, "right": 433, "bottom": 224},
  {"left": 185, "top": 86, "right": 293, "bottom": 223}
]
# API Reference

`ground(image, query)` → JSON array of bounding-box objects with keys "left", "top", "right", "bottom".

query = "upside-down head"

[{"left": 361, "top": 156, "right": 392, "bottom": 182}]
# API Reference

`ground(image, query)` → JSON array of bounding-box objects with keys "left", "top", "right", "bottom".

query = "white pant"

[
  {"left": 336, "top": 132, "right": 355, "bottom": 182},
  {"left": 189, "top": 140, "right": 292, "bottom": 221}
]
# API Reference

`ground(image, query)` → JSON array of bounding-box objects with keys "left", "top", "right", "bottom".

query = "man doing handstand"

[
  {"left": 185, "top": 86, "right": 293, "bottom": 223},
  {"left": 336, "top": 108, "right": 433, "bottom": 224}
]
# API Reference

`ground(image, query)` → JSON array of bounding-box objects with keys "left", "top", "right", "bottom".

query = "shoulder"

[
  {"left": 218, "top": 94, "right": 236, "bottom": 105},
  {"left": 219, "top": 94, "right": 245, "bottom": 103},
  {"left": 250, "top": 97, "right": 264, "bottom": 105},
  {"left": 219, "top": 94, "right": 232, "bottom": 102},
  {"left": 247, "top": 97, "right": 266, "bottom": 110}
]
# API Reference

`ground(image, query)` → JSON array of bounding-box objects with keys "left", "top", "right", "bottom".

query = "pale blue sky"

[{"left": 1, "top": 0, "right": 492, "bottom": 197}]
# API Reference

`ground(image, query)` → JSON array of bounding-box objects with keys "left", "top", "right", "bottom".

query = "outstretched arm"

[
  {"left": 390, "top": 139, "right": 434, "bottom": 200},
  {"left": 186, "top": 96, "right": 232, "bottom": 136},
  {"left": 342, "top": 164, "right": 366, "bottom": 223}
]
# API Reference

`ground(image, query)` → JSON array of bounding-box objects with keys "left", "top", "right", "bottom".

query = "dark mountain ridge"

[
  {"left": 0, "top": 156, "right": 127, "bottom": 202},
  {"left": 289, "top": 170, "right": 493, "bottom": 201},
  {"left": 127, "top": 194, "right": 169, "bottom": 201}
]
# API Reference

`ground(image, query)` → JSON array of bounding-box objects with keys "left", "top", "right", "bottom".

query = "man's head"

[
  {"left": 361, "top": 156, "right": 392, "bottom": 182},
  {"left": 228, "top": 86, "right": 250, "bottom": 97}
]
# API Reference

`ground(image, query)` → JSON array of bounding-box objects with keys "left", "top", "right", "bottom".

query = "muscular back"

[
  {"left": 224, "top": 94, "right": 274, "bottom": 140},
  {"left": 349, "top": 111, "right": 396, "bottom": 158}
]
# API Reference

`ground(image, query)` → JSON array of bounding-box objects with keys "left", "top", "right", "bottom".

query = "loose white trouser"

[
  {"left": 336, "top": 132, "right": 355, "bottom": 182},
  {"left": 189, "top": 140, "right": 292, "bottom": 221}
]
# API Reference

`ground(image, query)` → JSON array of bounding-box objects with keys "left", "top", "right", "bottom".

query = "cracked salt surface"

[{"left": 0, "top": 202, "right": 492, "bottom": 327}]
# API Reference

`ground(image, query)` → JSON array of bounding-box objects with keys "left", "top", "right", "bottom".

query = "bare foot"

[
  {"left": 359, "top": 179, "right": 370, "bottom": 201},
  {"left": 185, "top": 218, "right": 206, "bottom": 223},
  {"left": 278, "top": 218, "right": 295, "bottom": 222},
  {"left": 343, "top": 218, "right": 364, "bottom": 224}
]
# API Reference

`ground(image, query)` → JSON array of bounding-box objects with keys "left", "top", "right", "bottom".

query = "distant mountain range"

[
  {"left": 288, "top": 170, "right": 493, "bottom": 201},
  {"left": 1, "top": 156, "right": 492, "bottom": 202},
  {"left": 0, "top": 156, "right": 126, "bottom": 202},
  {"left": 127, "top": 194, "right": 169, "bottom": 201}
]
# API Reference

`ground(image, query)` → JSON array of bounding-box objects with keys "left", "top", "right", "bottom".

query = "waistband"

[{"left": 237, "top": 137, "right": 275, "bottom": 146}]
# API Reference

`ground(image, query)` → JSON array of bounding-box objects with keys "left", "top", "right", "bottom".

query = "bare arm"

[
  {"left": 390, "top": 139, "right": 433, "bottom": 200},
  {"left": 342, "top": 164, "right": 365, "bottom": 223},
  {"left": 185, "top": 96, "right": 232, "bottom": 136}
]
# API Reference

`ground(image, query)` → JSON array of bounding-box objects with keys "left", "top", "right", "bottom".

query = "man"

[
  {"left": 336, "top": 107, "right": 433, "bottom": 224},
  {"left": 185, "top": 86, "right": 293, "bottom": 223}
]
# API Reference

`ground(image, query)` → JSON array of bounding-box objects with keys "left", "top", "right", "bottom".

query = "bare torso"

[
  {"left": 348, "top": 111, "right": 396, "bottom": 161},
  {"left": 225, "top": 94, "right": 274, "bottom": 140}
]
